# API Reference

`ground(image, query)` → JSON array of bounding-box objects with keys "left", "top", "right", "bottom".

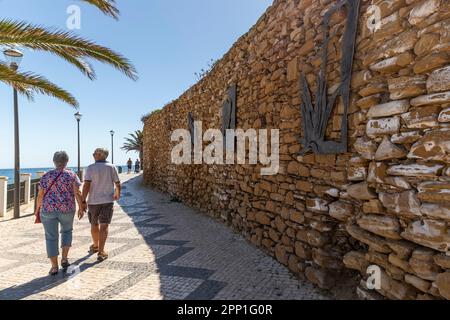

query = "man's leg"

[
  {"left": 98, "top": 224, "right": 109, "bottom": 253},
  {"left": 88, "top": 205, "right": 100, "bottom": 251},
  {"left": 97, "top": 203, "right": 114, "bottom": 260},
  {"left": 91, "top": 224, "right": 100, "bottom": 248}
]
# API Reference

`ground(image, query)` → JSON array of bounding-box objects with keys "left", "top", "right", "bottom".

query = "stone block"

[
  {"left": 366, "top": 116, "right": 401, "bottom": 137},
  {"left": 343, "top": 251, "right": 369, "bottom": 274},
  {"left": 427, "top": 66, "right": 450, "bottom": 93},
  {"left": 379, "top": 191, "right": 422, "bottom": 218},
  {"left": 388, "top": 77, "right": 426, "bottom": 100},
  {"left": 410, "top": 91, "right": 450, "bottom": 107},
  {"left": 354, "top": 137, "right": 378, "bottom": 160},
  {"left": 357, "top": 214, "right": 402, "bottom": 240},
  {"left": 436, "top": 272, "right": 450, "bottom": 300},
  {"left": 374, "top": 137, "right": 407, "bottom": 161},
  {"left": 367, "top": 100, "right": 410, "bottom": 118},
  {"left": 387, "top": 163, "right": 444, "bottom": 177},
  {"left": 346, "top": 224, "right": 391, "bottom": 254},
  {"left": 348, "top": 182, "right": 377, "bottom": 200},
  {"left": 329, "top": 201, "right": 354, "bottom": 222},
  {"left": 408, "top": 129, "right": 450, "bottom": 162},
  {"left": 401, "top": 219, "right": 450, "bottom": 252},
  {"left": 417, "top": 181, "right": 450, "bottom": 203},
  {"left": 305, "top": 267, "right": 335, "bottom": 290},
  {"left": 421, "top": 203, "right": 450, "bottom": 221},
  {"left": 408, "top": 0, "right": 441, "bottom": 25}
]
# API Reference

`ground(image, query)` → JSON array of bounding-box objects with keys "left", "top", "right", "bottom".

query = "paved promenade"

[{"left": 0, "top": 174, "right": 329, "bottom": 300}]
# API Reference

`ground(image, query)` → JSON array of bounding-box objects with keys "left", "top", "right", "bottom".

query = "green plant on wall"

[
  {"left": 141, "top": 109, "right": 161, "bottom": 123},
  {"left": 195, "top": 59, "right": 217, "bottom": 81}
]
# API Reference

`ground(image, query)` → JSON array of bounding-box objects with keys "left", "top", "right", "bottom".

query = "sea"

[{"left": 0, "top": 165, "right": 127, "bottom": 184}]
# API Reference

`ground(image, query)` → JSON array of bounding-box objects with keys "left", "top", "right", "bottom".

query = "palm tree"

[
  {"left": 0, "top": 0, "right": 137, "bottom": 106},
  {"left": 122, "top": 130, "right": 144, "bottom": 166},
  {"left": 1, "top": 0, "right": 137, "bottom": 219},
  {"left": 0, "top": 62, "right": 77, "bottom": 105}
]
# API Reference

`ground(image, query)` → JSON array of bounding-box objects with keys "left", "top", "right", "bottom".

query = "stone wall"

[{"left": 143, "top": 0, "right": 450, "bottom": 300}]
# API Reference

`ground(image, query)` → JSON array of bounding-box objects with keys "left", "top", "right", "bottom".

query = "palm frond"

[
  {"left": 0, "top": 19, "right": 138, "bottom": 80},
  {"left": 0, "top": 62, "right": 78, "bottom": 107},
  {"left": 45, "top": 46, "right": 96, "bottom": 80},
  {"left": 80, "top": 0, "right": 120, "bottom": 19},
  {"left": 121, "top": 130, "right": 143, "bottom": 153}
]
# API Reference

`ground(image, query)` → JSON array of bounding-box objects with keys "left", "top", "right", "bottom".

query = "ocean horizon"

[{"left": 0, "top": 165, "right": 127, "bottom": 184}]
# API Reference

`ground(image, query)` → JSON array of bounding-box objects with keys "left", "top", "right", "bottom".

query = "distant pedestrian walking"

[
  {"left": 127, "top": 158, "right": 133, "bottom": 174},
  {"left": 81, "top": 148, "right": 121, "bottom": 262},
  {"left": 135, "top": 159, "right": 141, "bottom": 173},
  {"left": 35, "top": 151, "right": 84, "bottom": 276}
]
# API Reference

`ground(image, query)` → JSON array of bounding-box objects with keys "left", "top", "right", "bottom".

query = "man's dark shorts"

[{"left": 88, "top": 203, "right": 114, "bottom": 225}]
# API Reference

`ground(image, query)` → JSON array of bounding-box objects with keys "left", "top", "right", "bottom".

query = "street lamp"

[
  {"left": 4, "top": 49, "right": 23, "bottom": 70},
  {"left": 74, "top": 112, "right": 82, "bottom": 179},
  {"left": 110, "top": 130, "right": 115, "bottom": 164},
  {"left": 4, "top": 48, "right": 24, "bottom": 219}
]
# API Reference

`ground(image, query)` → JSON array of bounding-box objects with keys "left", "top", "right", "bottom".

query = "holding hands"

[{"left": 78, "top": 201, "right": 87, "bottom": 220}]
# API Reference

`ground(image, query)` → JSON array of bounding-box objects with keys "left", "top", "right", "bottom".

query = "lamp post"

[
  {"left": 74, "top": 112, "right": 82, "bottom": 179},
  {"left": 4, "top": 48, "right": 24, "bottom": 219},
  {"left": 110, "top": 130, "right": 115, "bottom": 164}
]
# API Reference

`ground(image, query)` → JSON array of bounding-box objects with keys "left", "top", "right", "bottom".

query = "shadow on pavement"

[
  {"left": 116, "top": 175, "right": 227, "bottom": 300},
  {"left": 0, "top": 175, "right": 226, "bottom": 300},
  {"left": 0, "top": 254, "right": 99, "bottom": 300}
]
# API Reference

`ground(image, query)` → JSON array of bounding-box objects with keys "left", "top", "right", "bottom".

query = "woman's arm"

[
  {"left": 34, "top": 188, "right": 44, "bottom": 215},
  {"left": 73, "top": 183, "right": 83, "bottom": 208},
  {"left": 73, "top": 182, "right": 84, "bottom": 218}
]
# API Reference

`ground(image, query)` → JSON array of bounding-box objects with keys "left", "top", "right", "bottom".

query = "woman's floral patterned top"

[{"left": 39, "top": 169, "right": 81, "bottom": 213}]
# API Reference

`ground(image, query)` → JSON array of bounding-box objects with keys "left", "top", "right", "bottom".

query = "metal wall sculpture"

[
  {"left": 299, "top": 0, "right": 361, "bottom": 155},
  {"left": 188, "top": 112, "right": 195, "bottom": 146},
  {"left": 221, "top": 84, "right": 237, "bottom": 136}
]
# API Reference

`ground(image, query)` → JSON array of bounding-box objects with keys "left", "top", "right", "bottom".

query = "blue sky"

[{"left": 0, "top": 0, "right": 272, "bottom": 168}]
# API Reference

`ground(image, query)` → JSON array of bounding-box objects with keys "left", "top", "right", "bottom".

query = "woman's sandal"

[
  {"left": 97, "top": 252, "right": 109, "bottom": 262},
  {"left": 61, "top": 259, "right": 70, "bottom": 271},
  {"left": 89, "top": 245, "right": 99, "bottom": 254},
  {"left": 49, "top": 267, "right": 59, "bottom": 276}
]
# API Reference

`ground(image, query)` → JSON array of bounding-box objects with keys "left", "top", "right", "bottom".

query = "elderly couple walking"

[{"left": 34, "top": 148, "right": 121, "bottom": 276}]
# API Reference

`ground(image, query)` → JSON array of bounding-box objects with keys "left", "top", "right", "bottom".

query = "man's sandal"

[
  {"left": 97, "top": 252, "right": 109, "bottom": 262},
  {"left": 89, "top": 245, "right": 99, "bottom": 254}
]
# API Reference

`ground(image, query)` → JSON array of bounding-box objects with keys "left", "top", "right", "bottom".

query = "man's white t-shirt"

[{"left": 84, "top": 161, "right": 120, "bottom": 205}]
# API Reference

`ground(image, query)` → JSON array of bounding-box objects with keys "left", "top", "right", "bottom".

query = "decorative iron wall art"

[
  {"left": 188, "top": 112, "right": 195, "bottom": 146},
  {"left": 221, "top": 84, "right": 237, "bottom": 136},
  {"left": 299, "top": 0, "right": 361, "bottom": 155}
]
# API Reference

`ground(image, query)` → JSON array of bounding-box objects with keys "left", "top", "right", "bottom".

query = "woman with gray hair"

[{"left": 35, "top": 151, "right": 84, "bottom": 276}]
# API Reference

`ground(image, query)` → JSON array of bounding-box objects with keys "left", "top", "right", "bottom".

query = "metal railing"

[{"left": 6, "top": 178, "right": 40, "bottom": 210}]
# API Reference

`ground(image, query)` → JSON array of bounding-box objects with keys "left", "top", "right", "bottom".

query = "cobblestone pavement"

[{"left": 0, "top": 174, "right": 330, "bottom": 300}]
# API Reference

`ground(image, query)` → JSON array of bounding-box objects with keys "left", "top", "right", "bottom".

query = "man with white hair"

[{"left": 81, "top": 147, "right": 121, "bottom": 261}]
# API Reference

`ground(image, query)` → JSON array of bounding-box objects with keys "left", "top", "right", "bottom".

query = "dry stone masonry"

[{"left": 143, "top": 0, "right": 450, "bottom": 300}]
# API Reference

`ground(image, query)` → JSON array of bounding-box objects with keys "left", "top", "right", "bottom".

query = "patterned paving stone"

[
  {"left": 68, "top": 242, "right": 126, "bottom": 260},
  {"left": 12, "top": 241, "right": 49, "bottom": 256},
  {"left": 0, "top": 258, "right": 19, "bottom": 269},
  {"left": 111, "top": 226, "right": 163, "bottom": 239},
  {"left": 43, "top": 268, "right": 132, "bottom": 299},
  {"left": 116, "top": 275, "right": 204, "bottom": 300},
  {"left": 0, "top": 237, "right": 37, "bottom": 250},
  {"left": 0, "top": 174, "right": 330, "bottom": 300},
  {"left": 110, "top": 244, "right": 171, "bottom": 263},
  {"left": 0, "top": 263, "right": 50, "bottom": 290}
]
